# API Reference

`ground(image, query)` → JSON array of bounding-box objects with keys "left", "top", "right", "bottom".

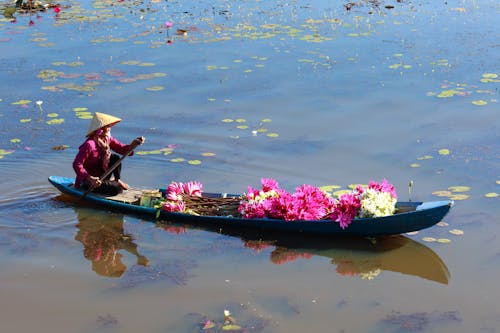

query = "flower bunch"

[
  {"left": 330, "top": 179, "right": 397, "bottom": 228},
  {"left": 239, "top": 178, "right": 397, "bottom": 229},
  {"left": 160, "top": 181, "right": 203, "bottom": 213},
  {"left": 356, "top": 179, "right": 397, "bottom": 218},
  {"left": 238, "top": 178, "right": 335, "bottom": 221}
]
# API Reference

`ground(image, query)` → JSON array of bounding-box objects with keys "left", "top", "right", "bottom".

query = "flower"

[
  {"left": 182, "top": 181, "right": 202, "bottom": 196},
  {"left": 165, "top": 21, "right": 173, "bottom": 28},
  {"left": 53, "top": 6, "right": 61, "bottom": 13},
  {"left": 330, "top": 192, "right": 361, "bottom": 229}
]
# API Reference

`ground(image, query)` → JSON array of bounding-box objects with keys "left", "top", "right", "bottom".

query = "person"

[{"left": 73, "top": 112, "right": 145, "bottom": 195}]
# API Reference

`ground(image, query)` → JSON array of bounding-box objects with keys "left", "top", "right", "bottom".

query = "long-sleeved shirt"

[{"left": 73, "top": 136, "right": 133, "bottom": 188}]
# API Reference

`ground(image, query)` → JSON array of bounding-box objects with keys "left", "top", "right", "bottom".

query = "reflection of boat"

[
  {"left": 205, "top": 226, "right": 450, "bottom": 284},
  {"left": 74, "top": 208, "right": 149, "bottom": 278},
  {"left": 49, "top": 176, "right": 453, "bottom": 236}
]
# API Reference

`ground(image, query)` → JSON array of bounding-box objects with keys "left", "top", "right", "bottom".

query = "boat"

[{"left": 48, "top": 176, "right": 454, "bottom": 237}]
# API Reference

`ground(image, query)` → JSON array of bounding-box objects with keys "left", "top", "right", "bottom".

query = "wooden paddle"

[{"left": 80, "top": 140, "right": 141, "bottom": 199}]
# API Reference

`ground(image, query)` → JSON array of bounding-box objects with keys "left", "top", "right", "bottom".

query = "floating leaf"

[
  {"left": 319, "top": 185, "right": 342, "bottom": 192},
  {"left": 20, "top": 119, "right": 31, "bottom": 123},
  {"left": 471, "top": 100, "right": 487, "bottom": 106},
  {"left": 52, "top": 145, "right": 69, "bottom": 150},
  {"left": 449, "top": 229, "right": 464, "bottom": 235},
  {"left": 146, "top": 86, "right": 165, "bottom": 91},
  {"left": 201, "top": 152, "right": 215, "bottom": 156},
  {"left": 438, "top": 148, "right": 450, "bottom": 155},
  {"left": 235, "top": 118, "right": 246, "bottom": 123},
  {"left": 422, "top": 237, "right": 437, "bottom": 242},
  {"left": 47, "top": 113, "right": 58, "bottom": 118},
  {"left": 11, "top": 99, "right": 31, "bottom": 105},
  {"left": 437, "top": 238, "right": 451, "bottom": 243},
  {"left": 261, "top": 118, "right": 272, "bottom": 123},
  {"left": 47, "top": 118, "right": 65, "bottom": 125},
  {"left": 449, "top": 194, "right": 469, "bottom": 200},
  {"left": 332, "top": 189, "right": 351, "bottom": 197},
  {"left": 236, "top": 125, "right": 249, "bottom": 129},
  {"left": 73, "top": 107, "right": 88, "bottom": 112},
  {"left": 266, "top": 133, "right": 279, "bottom": 138},
  {"left": 437, "top": 221, "right": 449, "bottom": 227},
  {"left": 482, "top": 73, "right": 498, "bottom": 79},
  {"left": 432, "top": 190, "right": 452, "bottom": 197},
  {"left": 417, "top": 155, "right": 433, "bottom": 160},
  {"left": 170, "top": 158, "right": 185, "bottom": 162},
  {"left": 484, "top": 192, "right": 498, "bottom": 198},
  {"left": 222, "top": 118, "right": 234, "bottom": 123},
  {"left": 410, "top": 163, "right": 420, "bottom": 168},
  {"left": 188, "top": 160, "right": 201, "bottom": 165},
  {"left": 448, "top": 186, "right": 471, "bottom": 192},
  {"left": 222, "top": 324, "right": 242, "bottom": 331},
  {"left": 10, "top": 138, "right": 21, "bottom": 143},
  {"left": 0, "top": 149, "right": 14, "bottom": 157}
]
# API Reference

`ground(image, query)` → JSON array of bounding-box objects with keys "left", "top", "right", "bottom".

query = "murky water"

[{"left": 0, "top": 0, "right": 499, "bottom": 332}]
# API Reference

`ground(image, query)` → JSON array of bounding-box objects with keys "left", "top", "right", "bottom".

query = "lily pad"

[{"left": 448, "top": 186, "right": 471, "bottom": 192}]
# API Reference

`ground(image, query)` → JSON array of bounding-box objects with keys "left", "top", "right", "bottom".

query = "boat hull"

[{"left": 48, "top": 176, "right": 453, "bottom": 236}]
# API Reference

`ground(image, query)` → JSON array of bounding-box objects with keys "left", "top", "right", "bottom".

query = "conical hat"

[{"left": 86, "top": 112, "right": 121, "bottom": 136}]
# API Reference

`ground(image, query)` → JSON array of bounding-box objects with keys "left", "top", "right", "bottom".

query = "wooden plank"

[{"left": 94, "top": 188, "right": 145, "bottom": 204}]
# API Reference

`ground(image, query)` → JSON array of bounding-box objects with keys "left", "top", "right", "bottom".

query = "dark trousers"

[{"left": 84, "top": 154, "right": 124, "bottom": 196}]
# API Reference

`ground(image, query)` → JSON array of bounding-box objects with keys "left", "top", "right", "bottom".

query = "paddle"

[{"left": 80, "top": 140, "right": 141, "bottom": 199}]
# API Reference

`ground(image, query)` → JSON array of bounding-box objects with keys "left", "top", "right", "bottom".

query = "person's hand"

[
  {"left": 131, "top": 136, "right": 145, "bottom": 147},
  {"left": 87, "top": 176, "right": 102, "bottom": 189}
]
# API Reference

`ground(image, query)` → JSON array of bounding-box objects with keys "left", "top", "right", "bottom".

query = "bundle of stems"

[{"left": 181, "top": 194, "right": 241, "bottom": 216}]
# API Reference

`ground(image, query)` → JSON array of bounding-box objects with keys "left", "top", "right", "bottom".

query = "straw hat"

[{"left": 86, "top": 112, "right": 121, "bottom": 136}]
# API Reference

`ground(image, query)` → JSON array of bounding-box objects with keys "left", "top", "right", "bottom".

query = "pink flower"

[
  {"left": 330, "top": 192, "right": 361, "bottom": 229},
  {"left": 166, "top": 182, "right": 184, "bottom": 201},
  {"left": 162, "top": 200, "right": 185, "bottom": 212},
  {"left": 183, "top": 181, "right": 202, "bottom": 196},
  {"left": 261, "top": 178, "right": 280, "bottom": 192},
  {"left": 53, "top": 6, "right": 61, "bottom": 13},
  {"left": 368, "top": 179, "right": 397, "bottom": 199},
  {"left": 165, "top": 21, "right": 173, "bottom": 28}
]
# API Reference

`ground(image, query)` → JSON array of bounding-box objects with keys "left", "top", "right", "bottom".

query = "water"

[{"left": 0, "top": 0, "right": 499, "bottom": 332}]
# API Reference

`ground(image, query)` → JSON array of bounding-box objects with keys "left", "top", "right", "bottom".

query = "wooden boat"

[{"left": 48, "top": 176, "right": 454, "bottom": 237}]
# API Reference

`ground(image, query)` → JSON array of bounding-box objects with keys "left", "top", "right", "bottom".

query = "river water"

[{"left": 0, "top": 0, "right": 499, "bottom": 332}]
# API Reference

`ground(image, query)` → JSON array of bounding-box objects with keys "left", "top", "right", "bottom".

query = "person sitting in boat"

[{"left": 73, "top": 112, "right": 145, "bottom": 195}]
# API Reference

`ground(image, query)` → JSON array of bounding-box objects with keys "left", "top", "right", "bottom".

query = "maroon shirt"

[{"left": 73, "top": 136, "right": 133, "bottom": 188}]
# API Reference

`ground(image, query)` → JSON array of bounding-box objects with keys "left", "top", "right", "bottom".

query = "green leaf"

[{"left": 4, "top": 7, "right": 16, "bottom": 18}]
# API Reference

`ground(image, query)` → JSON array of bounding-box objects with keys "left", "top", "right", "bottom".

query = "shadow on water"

[{"left": 66, "top": 195, "right": 450, "bottom": 284}]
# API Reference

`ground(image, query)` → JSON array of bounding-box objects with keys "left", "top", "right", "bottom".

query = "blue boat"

[{"left": 48, "top": 176, "right": 453, "bottom": 236}]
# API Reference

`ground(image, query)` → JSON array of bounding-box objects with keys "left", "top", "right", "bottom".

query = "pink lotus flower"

[
  {"left": 165, "top": 21, "right": 173, "bottom": 28},
  {"left": 183, "top": 181, "right": 202, "bottom": 196},
  {"left": 162, "top": 200, "right": 185, "bottom": 212},
  {"left": 53, "top": 6, "right": 61, "bottom": 13},
  {"left": 166, "top": 182, "right": 184, "bottom": 201}
]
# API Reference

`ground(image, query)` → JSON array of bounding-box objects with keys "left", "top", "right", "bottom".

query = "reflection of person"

[
  {"left": 73, "top": 112, "right": 145, "bottom": 195},
  {"left": 74, "top": 210, "right": 149, "bottom": 277}
]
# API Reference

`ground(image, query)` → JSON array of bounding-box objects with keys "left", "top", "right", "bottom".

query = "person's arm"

[
  {"left": 109, "top": 136, "right": 145, "bottom": 155},
  {"left": 73, "top": 142, "right": 92, "bottom": 182},
  {"left": 73, "top": 140, "right": 101, "bottom": 188}
]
